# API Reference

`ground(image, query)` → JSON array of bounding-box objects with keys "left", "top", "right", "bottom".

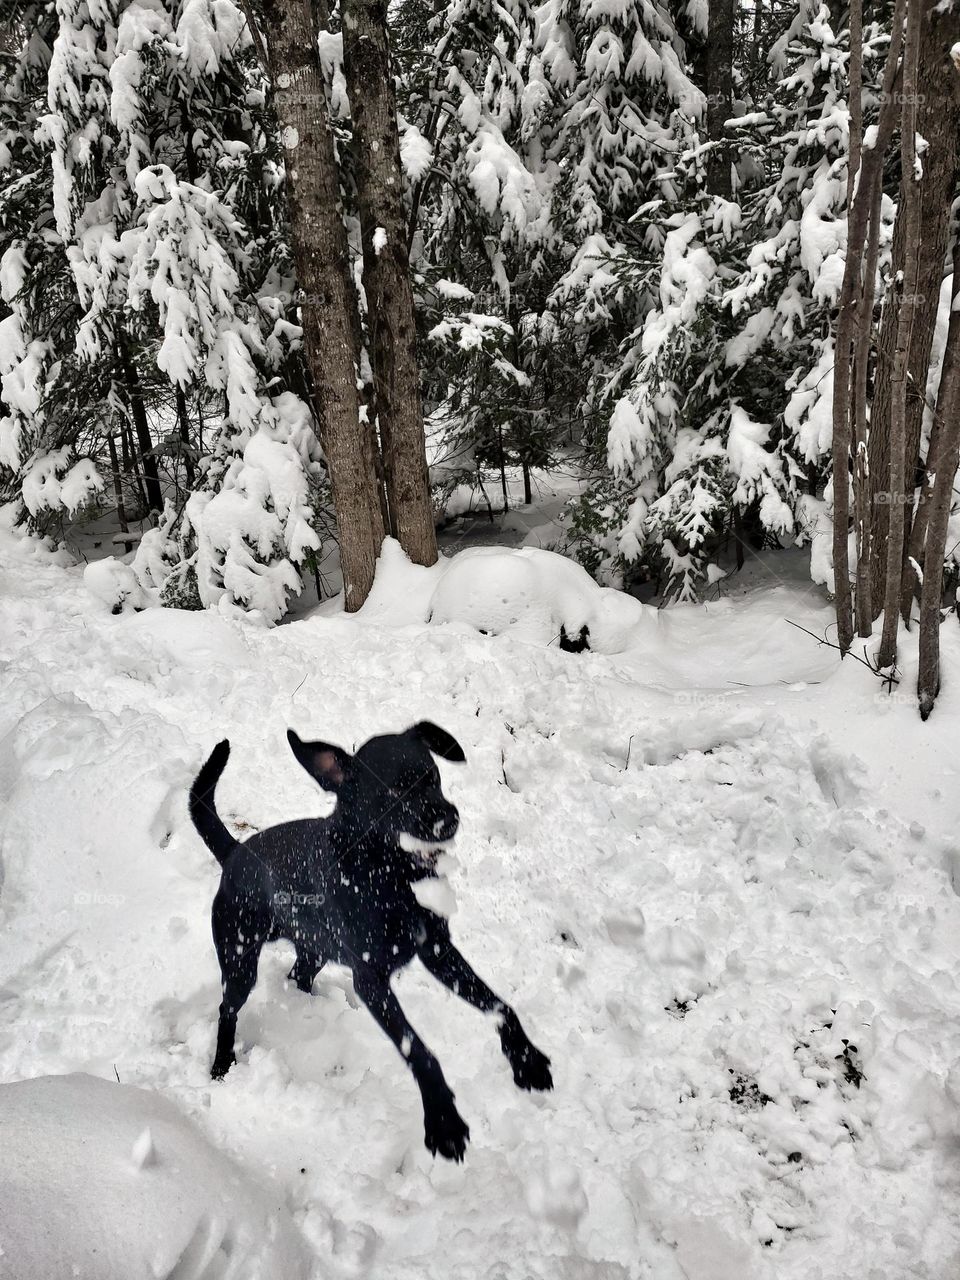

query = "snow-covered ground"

[{"left": 2, "top": 523, "right": 960, "bottom": 1280}]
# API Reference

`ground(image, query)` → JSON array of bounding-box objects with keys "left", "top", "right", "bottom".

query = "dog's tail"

[{"left": 189, "top": 740, "right": 237, "bottom": 866}]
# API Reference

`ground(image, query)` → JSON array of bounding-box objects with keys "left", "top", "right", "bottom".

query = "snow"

[
  {"left": 0, "top": 1072, "right": 311, "bottom": 1279},
  {"left": 3, "top": 526, "right": 960, "bottom": 1279},
  {"left": 399, "top": 123, "right": 433, "bottom": 183},
  {"left": 411, "top": 873, "right": 458, "bottom": 919},
  {"left": 433, "top": 279, "right": 474, "bottom": 301},
  {"left": 84, "top": 556, "right": 148, "bottom": 613},
  {"left": 356, "top": 538, "right": 654, "bottom": 654},
  {"left": 21, "top": 450, "right": 104, "bottom": 517}
]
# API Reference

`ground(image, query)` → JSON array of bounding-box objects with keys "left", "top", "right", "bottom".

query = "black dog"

[{"left": 189, "top": 722, "right": 552, "bottom": 1161}]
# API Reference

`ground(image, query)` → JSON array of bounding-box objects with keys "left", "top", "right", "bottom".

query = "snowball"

[{"left": 411, "top": 874, "right": 458, "bottom": 918}]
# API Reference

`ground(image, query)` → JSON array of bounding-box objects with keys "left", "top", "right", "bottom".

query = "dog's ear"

[
  {"left": 411, "top": 721, "right": 466, "bottom": 763},
  {"left": 287, "top": 729, "right": 352, "bottom": 791}
]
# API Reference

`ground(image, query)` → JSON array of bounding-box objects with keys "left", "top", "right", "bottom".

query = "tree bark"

[
  {"left": 118, "top": 337, "right": 163, "bottom": 517},
  {"left": 175, "top": 385, "right": 196, "bottom": 490},
  {"left": 341, "top": 0, "right": 438, "bottom": 566},
  {"left": 868, "top": 0, "right": 960, "bottom": 617},
  {"left": 847, "top": 0, "right": 873, "bottom": 638},
  {"left": 261, "top": 0, "right": 385, "bottom": 609},
  {"left": 851, "top": 175, "right": 883, "bottom": 637},
  {"left": 107, "top": 432, "right": 133, "bottom": 554},
  {"left": 877, "top": 0, "right": 922, "bottom": 670},
  {"left": 705, "top": 0, "right": 736, "bottom": 197},
  {"left": 917, "top": 255, "right": 960, "bottom": 717},
  {"left": 830, "top": 0, "right": 906, "bottom": 650}
]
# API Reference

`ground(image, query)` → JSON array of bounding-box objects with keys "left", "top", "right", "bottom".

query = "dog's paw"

[
  {"left": 210, "top": 1054, "right": 235, "bottom": 1081},
  {"left": 424, "top": 1100, "right": 470, "bottom": 1162},
  {"left": 508, "top": 1041, "right": 553, "bottom": 1092}
]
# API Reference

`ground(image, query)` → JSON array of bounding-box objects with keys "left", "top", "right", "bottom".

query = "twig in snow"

[{"left": 785, "top": 619, "right": 900, "bottom": 688}]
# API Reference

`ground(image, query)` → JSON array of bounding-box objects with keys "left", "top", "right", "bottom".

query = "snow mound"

[
  {"left": 426, "top": 545, "right": 653, "bottom": 652},
  {"left": 0, "top": 1073, "right": 311, "bottom": 1280},
  {"left": 355, "top": 538, "right": 654, "bottom": 653},
  {"left": 83, "top": 557, "right": 148, "bottom": 613}
]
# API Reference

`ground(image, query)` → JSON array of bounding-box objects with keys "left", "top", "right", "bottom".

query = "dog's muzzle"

[{"left": 398, "top": 832, "right": 456, "bottom": 870}]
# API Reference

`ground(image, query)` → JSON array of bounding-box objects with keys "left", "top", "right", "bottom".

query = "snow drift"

[
  {"left": 0, "top": 1073, "right": 311, "bottom": 1280},
  {"left": 356, "top": 537, "right": 655, "bottom": 653}
]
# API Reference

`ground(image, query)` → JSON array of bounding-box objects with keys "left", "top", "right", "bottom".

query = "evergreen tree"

[
  {"left": 0, "top": 0, "right": 324, "bottom": 620},
  {"left": 571, "top": 2, "right": 892, "bottom": 600}
]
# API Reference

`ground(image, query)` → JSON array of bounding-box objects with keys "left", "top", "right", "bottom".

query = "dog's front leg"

[
  {"left": 418, "top": 923, "right": 553, "bottom": 1092},
  {"left": 350, "top": 965, "right": 470, "bottom": 1162}
]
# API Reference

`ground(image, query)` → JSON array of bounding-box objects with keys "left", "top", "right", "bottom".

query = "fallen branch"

[{"left": 785, "top": 619, "right": 900, "bottom": 688}]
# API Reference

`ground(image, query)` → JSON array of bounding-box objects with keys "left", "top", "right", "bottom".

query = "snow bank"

[
  {"left": 357, "top": 538, "right": 654, "bottom": 653},
  {"left": 0, "top": 1073, "right": 311, "bottom": 1280}
]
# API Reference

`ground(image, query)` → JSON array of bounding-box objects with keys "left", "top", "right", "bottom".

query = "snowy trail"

[{"left": 2, "top": 534, "right": 960, "bottom": 1280}]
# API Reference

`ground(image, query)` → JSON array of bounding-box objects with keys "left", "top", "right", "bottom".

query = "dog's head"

[{"left": 287, "top": 722, "right": 464, "bottom": 868}]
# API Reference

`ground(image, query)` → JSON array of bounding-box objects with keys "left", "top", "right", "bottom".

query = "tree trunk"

[
  {"left": 705, "top": 0, "right": 735, "bottom": 197},
  {"left": 120, "top": 418, "right": 148, "bottom": 516},
  {"left": 847, "top": 0, "right": 873, "bottom": 638},
  {"left": 877, "top": 0, "right": 922, "bottom": 671},
  {"left": 830, "top": 0, "right": 906, "bottom": 651},
  {"left": 107, "top": 433, "right": 133, "bottom": 554},
  {"left": 341, "top": 0, "right": 438, "bottom": 566},
  {"left": 917, "top": 257, "right": 960, "bottom": 717},
  {"left": 852, "top": 176, "right": 883, "bottom": 637},
  {"left": 261, "top": 0, "right": 385, "bottom": 609},
  {"left": 175, "top": 385, "right": 196, "bottom": 490},
  {"left": 869, "top": 0, "right": 960, "bottom": 618},
  {"left": 118, "top": 337, "right": 163, "bottom": 517}
]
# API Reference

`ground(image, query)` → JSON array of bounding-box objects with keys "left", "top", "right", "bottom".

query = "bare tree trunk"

[
  {"left": 261, "top": 0, "right": 385, "bottom": 609},
  {"left": 917, "top": 263, "right": 960, "bottom": 717},
  {"left": 117, "top": 337, "right": 163, "bottom": 517},
  {"left": 119, "top": 418, "right": 148, "bottom": 516},
  {"left": 848, "top": 0, "right": 872, "bottom": 637},
  {"left": 705, "top": 0, "right": 736, "bottom": 197},
  {"left": 175, "top": 385, "right": 196, "bottom": 490},
  {"left": 869, "top": 0, "right": 960, "bottom": 617},
  {"left": 916, "top": 302, "right": 960, "bottom": 721},
  {"left": 496, "top": 422, "right": 509, "bottom": 513},
  {"left": 830, "top": 0, "right": 906, "bottom": 651},
  {"left": 877, "top": 0, "right": 922, "bottom": 671},
  {"left": 852, "top": 183, "right": 884, "bottom": 636},
  {"left": 341, "top": 0, "right": 438, "bottom": 567},
  {"left": 107, "top": 433, "right": 133, "bottom": 554}
]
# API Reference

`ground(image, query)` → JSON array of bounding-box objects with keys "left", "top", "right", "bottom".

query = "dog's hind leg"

[
  {"left": 350, "top": 965, "right": 470, "bottom": 1162},
  {"left": 288, "top": 946, "right": 326, "bottom": 994},
  {"left": 211, "top": 895, "right": 270, "bottom": 1080},
  {"left": 417, "top": 920, "right": 553, "bottom": 1092}
]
